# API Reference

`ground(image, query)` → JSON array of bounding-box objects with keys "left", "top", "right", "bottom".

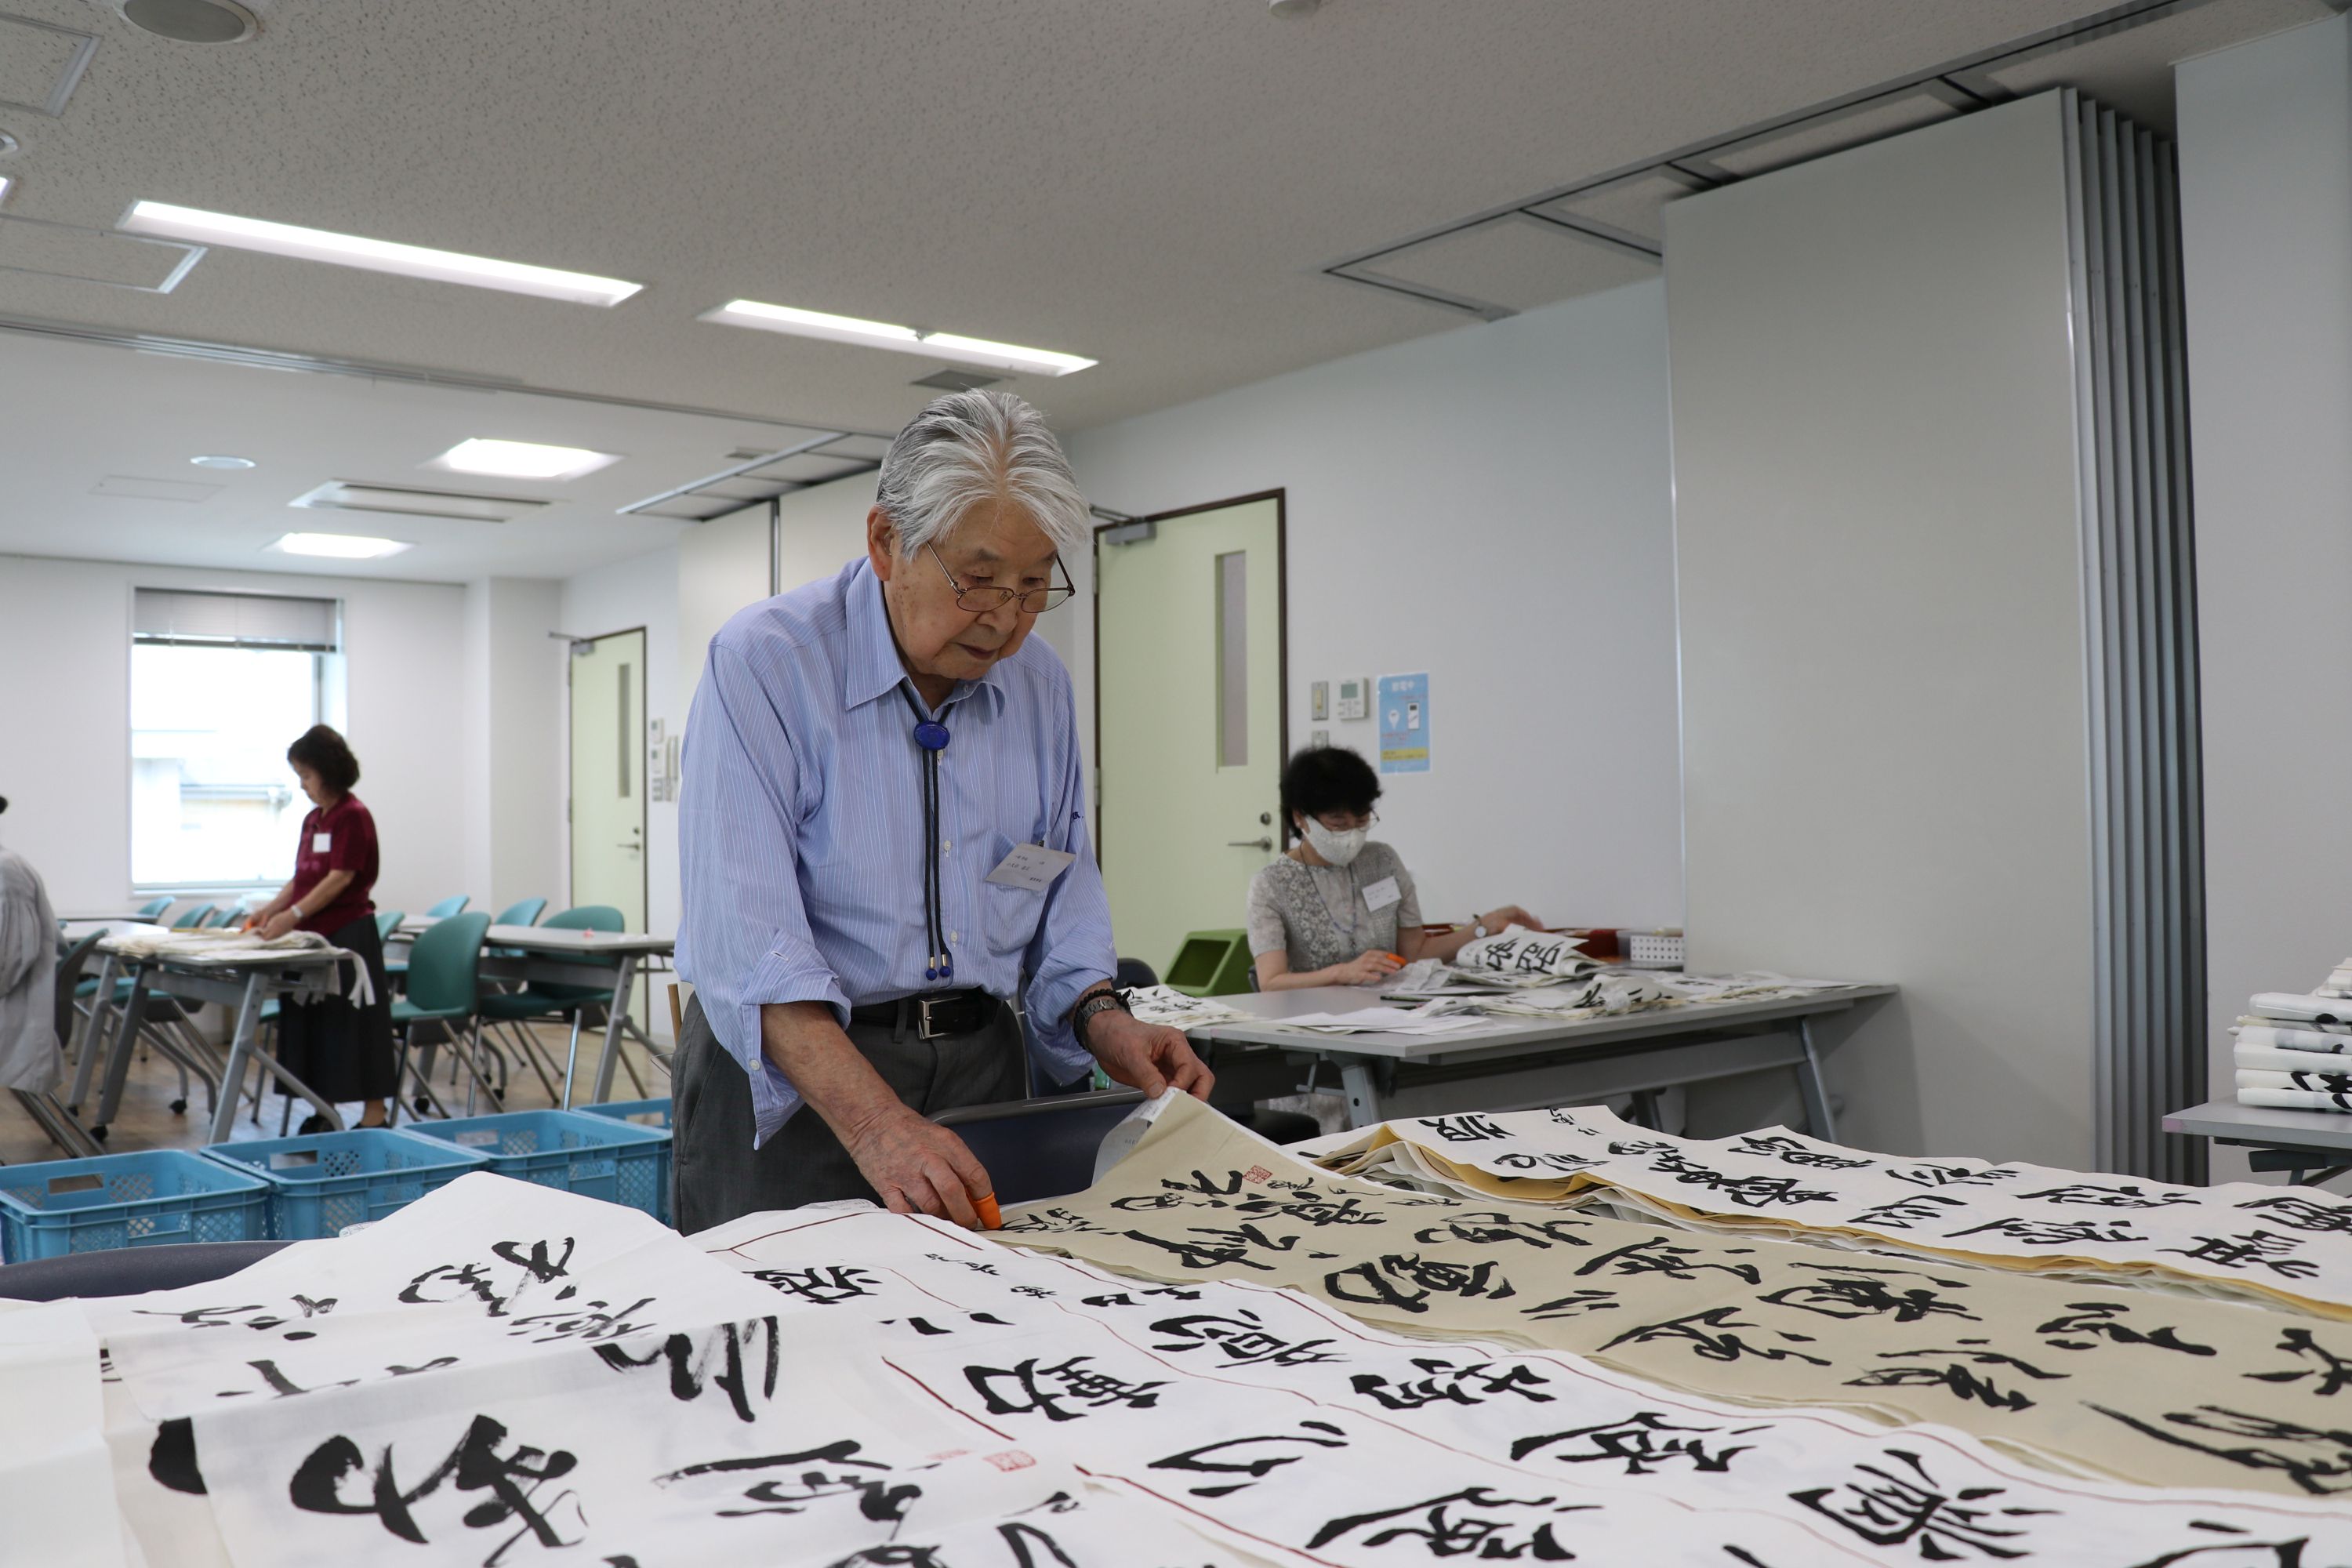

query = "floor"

[{"left": 0, "top": 1014, "right": 669, "bottom": 1167}]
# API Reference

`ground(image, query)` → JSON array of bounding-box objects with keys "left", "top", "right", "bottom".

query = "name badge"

[
  {"left": 312, "top": 833, "right": 332, "bottom": 854},
  {"left": 1363, "top": 875, "right": 1402, "bottom": 913},
  {"left": 985, "top": 842, "right": 1076, "bottom": 893}
]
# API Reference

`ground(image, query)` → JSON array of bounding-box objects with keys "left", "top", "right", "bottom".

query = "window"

[{"left": 130, "top": 589, "right": 345, "bottom": 891}]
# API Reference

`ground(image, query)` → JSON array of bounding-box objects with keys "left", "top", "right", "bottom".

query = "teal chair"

[
  {"left": 172, "top": 903, "right": 216, "bottom": 931},
  {"left": 424, "top": 895, "right": 470, "bottom": 919},
  {"left": 477, "top": 906, "right": 626, "bottom": 1106},
  {"left": 134, "top": 896, "right": 172, "bottom": 922},
  {"left": 390, "top": 911, "right": 495, "bottom": 1120},
  {"left": 492, "top": 897, "right": 547, "bottom": 929},
  {"left": 199, "top": 906, "right": 236, "bottom": 929},
  {"left": 374, "top": 909, "right": 407, "bottom": 943}
]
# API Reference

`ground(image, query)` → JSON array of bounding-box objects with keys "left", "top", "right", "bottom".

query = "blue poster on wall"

[{"left": 1377, "top": 672, "right": 1430, "bottom": 775}]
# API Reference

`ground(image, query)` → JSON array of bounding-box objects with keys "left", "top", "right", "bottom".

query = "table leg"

[
  {"left": 1795, "top": 1018, "right": 1837, "bottom": 1140},
  {"left": 589, "top": 954, "right": 641, "bottom": 1105},
  {"left": 1339, "top": 1059, "right": 1384, "bottom": 1130},
  {"left": 559, "top": 1010, "right": 587, "bottom": 1111},
  {"left": 209, "top": 972, "right": 266, "bottom": 1144},
  {"left": 93, "top": 964, "right": 151, "bottom": 1136},
  {"left": 67, "top": 950, "right": 120, "bottom": 1111}
]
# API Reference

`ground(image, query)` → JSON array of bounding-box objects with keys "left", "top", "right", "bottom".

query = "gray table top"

[
  {"left": 1185, "top": 981, "right": 1896, "bottom": 1064},
  {"left": 2165, "top": 1098, "right": 2352, "bottom": 1153},
  {"left": 395, "top": 920, "right": 673, "bottom": 956}
]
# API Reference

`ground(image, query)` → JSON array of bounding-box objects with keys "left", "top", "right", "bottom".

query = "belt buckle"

[{"left": 915, "top": 996, "right": 946, "bottom": 1041}]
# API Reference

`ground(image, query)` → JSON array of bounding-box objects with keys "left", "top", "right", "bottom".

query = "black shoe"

[{"left": 297, "top": 1113, "right": 333, "bottom": 1135}]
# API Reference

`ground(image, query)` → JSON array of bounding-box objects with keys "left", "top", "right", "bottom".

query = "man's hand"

[
  {"left": 1085, "top": 1009, "right": 1214, "bottom": 1101},
  {"left": 1333, "top": 949, "right": 1404, "bottom": 985},
  {"left": 838, "top": 1102, "right": 994, "bottom": 1229}
]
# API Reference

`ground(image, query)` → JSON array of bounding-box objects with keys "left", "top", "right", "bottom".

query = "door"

[
  {"left": 569, "top": 628, "right": 648, "bottom": 932},
  {"left": 1096, "top": 493, "right": 1285, "bottom": 979}
]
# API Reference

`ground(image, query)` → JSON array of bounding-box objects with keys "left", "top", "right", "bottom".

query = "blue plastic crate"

[
  {"left": 405, "top": 1109, "right": 670, "bottom": 1221},
  {"left": 200, "top": 1127, "right": 492, "bottom": 1241},
  {"left": 0, "top": 1149, "right": 270, "bottom": 1263},
  {"left": 573, "top": 1100, "right": 673, "bottom": 1222}
]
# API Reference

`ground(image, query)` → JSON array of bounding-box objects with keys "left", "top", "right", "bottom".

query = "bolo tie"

[{"left": 900, "top": 685, "right": 954, "bottom": 982}]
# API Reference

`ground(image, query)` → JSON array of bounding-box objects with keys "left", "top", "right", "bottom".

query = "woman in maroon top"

[{"left": 244, "top": 724, "right": 396, "bottom": 1130}]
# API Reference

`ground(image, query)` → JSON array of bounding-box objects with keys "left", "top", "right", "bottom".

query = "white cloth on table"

[
  {"left": 2246, "top": 991, "right": 2352, "bottom": 1026},
  {"left": 98, "top": 926, "right": 373, "bottom": 1011},
  {"left": 2234, "top": 1022, "right": 2352, "bottom": 1054},
  {"left": 0, "top": 846, "right": 60, "bottom": 1093},
  {"left": 2238, "top": 1085, "right": 2352, "bottom": 1112},
  {"left": 2238, "top": 1066, "right": 2352, "bottom": 1094}
]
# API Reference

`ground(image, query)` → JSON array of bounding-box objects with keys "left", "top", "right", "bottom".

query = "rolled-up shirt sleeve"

[
  {"left": 677, "top": 641, "right": 851, "bottom": 1145},
  {"left": 1021, "top": 668, "right": 1116, "bottom": 1087}
]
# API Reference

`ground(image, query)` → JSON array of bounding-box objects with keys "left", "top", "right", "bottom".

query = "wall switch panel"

[
  {"left": 1310, "top": 681, "right": 1329, "bottom": 720},
  {"left": 1336, "top": 678, "right": 1370, "bottom": 720}
]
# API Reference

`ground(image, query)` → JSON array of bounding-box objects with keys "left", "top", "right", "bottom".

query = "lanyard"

[{"left": 900, "top": 684, "right": 954, "bottom": 982}]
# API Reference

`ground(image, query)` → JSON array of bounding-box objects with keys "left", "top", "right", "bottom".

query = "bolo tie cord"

[{"left": 902, "top": 686, "right": 953, "bottom": 982}]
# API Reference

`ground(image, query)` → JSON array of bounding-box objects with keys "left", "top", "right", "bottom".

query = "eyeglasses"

[
  {"left": 1313, "top": 809, "right": 1378, "bottom": 832},
  {"left": 930, "top": 544, "right": 1077, "bottom": 615}
]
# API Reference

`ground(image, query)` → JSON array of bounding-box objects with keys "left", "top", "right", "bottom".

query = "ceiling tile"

[{"left": 1352, "top": 215, "right": 1660, "bottom": 316}]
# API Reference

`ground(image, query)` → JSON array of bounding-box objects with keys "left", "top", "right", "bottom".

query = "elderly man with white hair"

[{"left": 673, "top": 390, "right": 1212, "bottom": 1233}]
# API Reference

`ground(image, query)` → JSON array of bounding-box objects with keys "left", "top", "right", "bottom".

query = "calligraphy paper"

[
  {"left": 0, "top": 1298, "right": 128, "bottom": 1568},
  {"left": 995, "top": 1094, "right": 2352, "bottom": 1498},
  {"left": 87, "top": 1171, "right": 782, "bottom": 1420},
  {"left": 1319, "top": 1105, "right": 2352, "bottom": 1320},
  {"left": 701, "top": 1203, "right": 2352, "bottom": 1565}
]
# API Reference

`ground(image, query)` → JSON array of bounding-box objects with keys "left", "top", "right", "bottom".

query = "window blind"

[{"left": 132, "top": 588, "right": 340, "bottom": 652}]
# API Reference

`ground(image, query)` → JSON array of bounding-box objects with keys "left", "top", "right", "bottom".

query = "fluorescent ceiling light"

[
  {"left": 699, "top": 298, "right": 1095, "bottom": 376},
  {"left": 119, "top": 200, "right": 642, "bottom": 307},
  {"left": 189, "top": 454, "right": 255, "bottom": 470},
  {"left": 0, "top": 176, "right": 12, "bottom": 206},
  {"left": 290, "top": 480, "right": 548, "bottom": 523},
  {"left": 272, "top": 532, "right": 412, "bottom": 560},
  {"left": 433, "top": 437, "right": 619, "bottom": 481}
]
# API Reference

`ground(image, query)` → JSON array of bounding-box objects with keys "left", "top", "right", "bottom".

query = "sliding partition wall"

[{"left": 1670, "top": 90, "right": 2201, "bottom": 1178}]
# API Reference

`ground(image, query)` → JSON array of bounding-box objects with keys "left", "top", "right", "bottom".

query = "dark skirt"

[{"left": 275, "top": 911, "right": 397, "bottom": 1102}]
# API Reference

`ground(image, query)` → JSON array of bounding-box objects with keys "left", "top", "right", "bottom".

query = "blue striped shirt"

[{"left": 677, "top": 557, "right": 1112, "bottom": 1145}]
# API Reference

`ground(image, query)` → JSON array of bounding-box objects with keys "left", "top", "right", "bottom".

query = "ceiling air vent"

[
  {"left": 289, "top": 481, "right": 548, "bottom": 524},
  {"left": 911, "top": 368, "right": 1004, "bottom": 394}
]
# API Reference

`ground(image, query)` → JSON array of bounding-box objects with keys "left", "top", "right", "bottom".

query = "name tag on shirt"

[
  {"left": 312, "top": 833, "right": 332, "bottom": 854},
  {"left": 986, "top": 842, "right": 1076, "bottom": 893},
  {"left": 1362, "top": 876, "right": 1402, "bottom": 913}
]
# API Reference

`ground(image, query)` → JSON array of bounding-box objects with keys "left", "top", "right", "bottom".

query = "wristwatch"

[
  {"left": 1072, "top": 988, "right": 1132, "bottom": 1047},
  {"left": 1469, "top": 916, "right": 1489, "bottom": 939}
]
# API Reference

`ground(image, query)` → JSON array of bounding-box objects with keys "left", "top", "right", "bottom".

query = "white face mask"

[{"left": 1301, "top": 818, "right": 1368, "bottom": 868}]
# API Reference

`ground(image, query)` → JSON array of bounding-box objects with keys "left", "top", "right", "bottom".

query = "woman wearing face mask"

[{"left": 1247, "top": 746, "right": 1541, "bottom": 990}]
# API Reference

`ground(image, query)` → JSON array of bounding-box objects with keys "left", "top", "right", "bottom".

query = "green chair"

[
  {"left": 134, "top": 896, "right": 172, "bottom": 922},
  {"left": 374, "top": 909, "right": 407, "bottom": 943},
  {"left": 477, "top": 906, "right": 626, "bottom": 1105},
  {"left": 424, "top": 895, "right": 470, "bottom": 919},
  {"left": 199, "top": 906, "right": 236, "bottom": 929},
  {"left": 171, "top": 903, "right": 216, "bottom": 931},
  {"left": 491, "top": 897, "right": 547, "bottom": 929},
  {"left": 390, "top": 911, "right": 496, "bottom": 1120},
  {"left": 1163, "top": 929, "right": 1254, "bottom": 997}
]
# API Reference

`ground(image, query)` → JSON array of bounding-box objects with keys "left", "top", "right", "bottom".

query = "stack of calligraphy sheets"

[
  {"left": 1312, "top": 1105, "right": 2352, "bottom": 1319},
  {"left": 19, "top": 1143, "right": 2352, "bottom": 1565},
  {"left": 1000, "top": 1095, "right": 2352, "bottom": 1503},
  {"left": 1384, "top": 927, "right": 1852, "bottom": 1025},
  {"left": 2234, "top": 975, "right": 2352, "bottom": 1112}
]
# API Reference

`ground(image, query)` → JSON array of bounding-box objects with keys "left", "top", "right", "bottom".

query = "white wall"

[
  {"left": 1062, "top": 280, "right": 1684, "bottom": 929},
  {"left": 461, "top": 577, "right": 566, "bottom": 920},
  {"left": 2177, "top": 16, "right": 2352, "bottom": 1184},
  {"left": 1666, "top": 96, "right": 2099, "bottom": 1163},
  {"left": 0, "top": 554, "right": 470, "bottom": 920}
]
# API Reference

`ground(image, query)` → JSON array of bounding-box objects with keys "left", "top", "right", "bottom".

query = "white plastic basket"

[{"left": 1626, "top": 931, "right": 1685, "bottom": 970}]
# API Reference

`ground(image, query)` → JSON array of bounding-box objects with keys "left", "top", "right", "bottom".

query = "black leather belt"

[{"left": 848, "top": 988, "right": 1000, "bottom": 1041}]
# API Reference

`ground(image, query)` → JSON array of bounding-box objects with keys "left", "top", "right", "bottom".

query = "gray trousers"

[{"left": 670, "top": 992, "right": 1025, "bottom": 1236}]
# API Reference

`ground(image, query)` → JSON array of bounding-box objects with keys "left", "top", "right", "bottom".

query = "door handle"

[
  {"left": 617, "top": 843, "right": 641, "bottom": 851},
  {"left": 1227, "top": 837, "right": 1273, "bottom": 851}
]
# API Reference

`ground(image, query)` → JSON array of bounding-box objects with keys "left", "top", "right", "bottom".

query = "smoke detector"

[{"left": 118, "top": 0, "right": 259, "bottom": 44}]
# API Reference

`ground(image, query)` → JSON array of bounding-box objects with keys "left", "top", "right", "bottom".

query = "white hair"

[{"left": 873, "top": 389, "right": 1089, "bottom": 558}]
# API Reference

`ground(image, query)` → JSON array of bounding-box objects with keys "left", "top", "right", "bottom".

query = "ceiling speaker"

[{"left": 119, "top": 0, "right": 259, "bottom": 45}]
